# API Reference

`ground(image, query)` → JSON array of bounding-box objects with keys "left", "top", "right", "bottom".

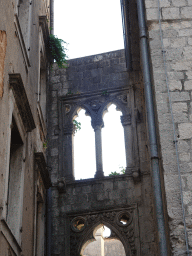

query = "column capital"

[
  {"left": 91, "top": 118, "right": 104, "bottom": 131},
  {"left": 63, "top": 123, "right": 74, "bottom": 135},
  {"left": 121, "top": 114, "right": 132, "bottom": 126}
]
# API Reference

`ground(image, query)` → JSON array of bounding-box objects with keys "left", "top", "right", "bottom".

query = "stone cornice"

[
  {"left": 59, "top": 87, "right": 132, "bottom": 102},
  {"left": 9, "top": 73, "right": 36, "bottom": 132}
]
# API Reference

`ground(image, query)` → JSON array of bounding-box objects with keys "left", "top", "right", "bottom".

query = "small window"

[{"left": 6, "top": 117, "right": 24, "bottom": 241}]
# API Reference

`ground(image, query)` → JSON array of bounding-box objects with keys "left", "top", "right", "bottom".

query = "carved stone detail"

[
  {"left": 64, "top": 104, "right": 71, "bottom": 114},
  {"left": 121, "top": 114, "right": 132, "bottom": 126},
  {"left": 69, "top": 208, "right": 137, "bottom": 256},
  {"left": 91, "top": 118, "right": 104, "bottom": 131},
  {"left": 117, "top": 94, "right": 128, "bottom": 104}
]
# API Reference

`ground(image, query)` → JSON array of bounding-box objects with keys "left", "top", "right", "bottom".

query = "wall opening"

[
  {"left": 102, "top": 104, "right": 126, "bottom": 176},
  {"left": 7, "top": 116, "right": 24, "bottom": 241},
  {"left": 81, "top": 225, "right": 126, "bottom": 256},
  {"left": 74, "top": 109, "right": 96, "bottom": 180}
]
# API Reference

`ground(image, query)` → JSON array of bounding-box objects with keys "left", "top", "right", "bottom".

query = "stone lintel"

[
  {"left": 34, "top": 152, "right": 52, "bottom": 189},
  {"left": 9, "top": 73, "right": 36, "bottom": 132}
]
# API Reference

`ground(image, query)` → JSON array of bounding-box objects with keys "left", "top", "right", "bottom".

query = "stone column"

[
  {"left": 121, "top": 114, "right": 134, "bottom": 174},
  {"left": 92, "top": 120, "right": 104, "bottom": 178},
  {"left": 63, "top": 123, "right": 74, "bottom": 181}
]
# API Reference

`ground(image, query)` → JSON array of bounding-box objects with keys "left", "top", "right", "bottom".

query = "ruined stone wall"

[
  {"left": 48, "top": 50, "right": 158, "bottom": 255},
  {"left": 145, "top": 0, "right": 192, "bottom": 254}
]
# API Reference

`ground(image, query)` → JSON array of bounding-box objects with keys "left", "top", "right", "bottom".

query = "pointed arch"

[{"left": 79, "top": 220, "right": 131, "bottom": 256}]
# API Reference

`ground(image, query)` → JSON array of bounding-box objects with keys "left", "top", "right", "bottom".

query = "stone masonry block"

[
  {"left": 145, "top": 0, "right": 158, "bottom": 8},
  {"left": 166, "top": 48, "right": 183, "bottom": 61},
  {"left": 188, "top": 38, "right": 192, "bottom": 46},
  {"left": 186, "top": 175, "right": 192, "bottom": 189},
  {"left": 170, "top": 37, "right": 186, "bottom": 48},
  {"left": 181, "top": 7, "right": 192, "bottom": 18},
  {"left": 167, "top": 71, "right": 184, "bottom": 80},
  {"left": 184, "top": 80, "right": 192, "bottom": 90},
  {"left": 187, "top": 71, "right": 192, "bottom": 79},
  {"left": 172, "top": 0, "right": 188, "bottom": 7},
  {"left": 163, "top": 38, "right": 170, "bottom": 47},
  {"left": 178, "top": 123, "right": 192, "bottom": 139},
  {"left": 51, "top": 76, "right": 60, "bottom": 84},
  {"left": 163, "top": 29, "right": 178, "bottom": 38},
  {"left": 97, "top": 192, "right": 109, "bottom": 201},
  {"left": 179, "top": 29, "right": 192, "bottom": 37},
  {"left": 172, "top": 102, "right": 188, "bottom": 122},
  {"left": 178, "top": 140, "right": 190, "bottom": 152},
  {"left": 162, "top": 8, "right": 180, "bottom": 20},
  {"left": 179, "top": 153, "right": 190, "bottom": 162},
  {"left": 146, "top": 8, "right": 159, "bottom": 21},
  {"left": 183, "top": 47, "right": 192, "bottom": 60},
  {"left": 169, "top": 80, "right": 182, "bottom": 91},
  {"left": 171, "top": 61, "right": 192, "bottom": 71},
  {"left": 183, "top": 191, "right": 192, "bottom": 205},
  {"left": 82, "top": 185, "right": 92, "bottom": 194},
  {"left": 160, "top": 0, "right": 171, "bottom": 7},
  {"left": 171, "top": 92, "right": 190, "bottom": 101}
]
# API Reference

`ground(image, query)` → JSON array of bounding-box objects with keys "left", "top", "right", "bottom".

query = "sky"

[
  {"left": 54, "top": 0, "right": 126, "bottom": 180},
  {"left": 54, "top": 0, "right": 124, "bottom": 59}
]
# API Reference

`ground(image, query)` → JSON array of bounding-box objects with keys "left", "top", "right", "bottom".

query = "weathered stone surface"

[
  {"left": 162, "top": 7, "right": 180, "bottom": 20},
  {"left": 178, "top": 123, "right": 192, "bottom": 139}
]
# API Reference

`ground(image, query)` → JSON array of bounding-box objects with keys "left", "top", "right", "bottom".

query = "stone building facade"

[
  {"left": 1, "top": 0, "right": 192, "bottom": 255},
  {"left": 48, "top": 0, "right": 192, "bottom": 256},
  {"left": 145, "top": 0, "right": 192, "bottom": 255},
  {"left": 0, "top": 0, "right": 52, "bottom": 256}
]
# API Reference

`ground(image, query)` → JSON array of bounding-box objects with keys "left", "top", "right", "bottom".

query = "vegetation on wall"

[
  {"left": 48, "top": 34, "right": 68, "bottom": 68},
  {"left": 73, "top": 120, "right": 81, "bottom": 133},
  {"left": 109, "top": 167, "right": 125, "bottom": 176}
]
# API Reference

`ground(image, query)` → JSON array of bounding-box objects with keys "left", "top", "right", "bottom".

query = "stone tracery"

[
  {"left": 59, "top": 89, "right": 139, "bottom": 180},
  {"left": 69, "top": 207, "right": 139, "bottom": 256}
]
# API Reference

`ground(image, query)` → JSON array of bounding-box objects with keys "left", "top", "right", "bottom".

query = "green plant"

[
  {"left": 73, "top": 120, "right": 81, "bottom": 133},
  {"left": 109, "top": 166, "right": 125, "bottom": 176},
  {"left": 48, "top": 34, "right": 68, "bottom": 68},
  {"left": 66, "top": 90, "right": 73, "bottom": 96},
  {"left": 43, "top": 140, "right": 48, "bottom": 150},
  {"left": 101, "top": 90, "right": 109, "bottom": 96}
]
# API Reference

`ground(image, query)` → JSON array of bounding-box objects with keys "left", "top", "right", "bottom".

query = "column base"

[{"left": 94, "top": 171, "right": 104, "bottom": 179}]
